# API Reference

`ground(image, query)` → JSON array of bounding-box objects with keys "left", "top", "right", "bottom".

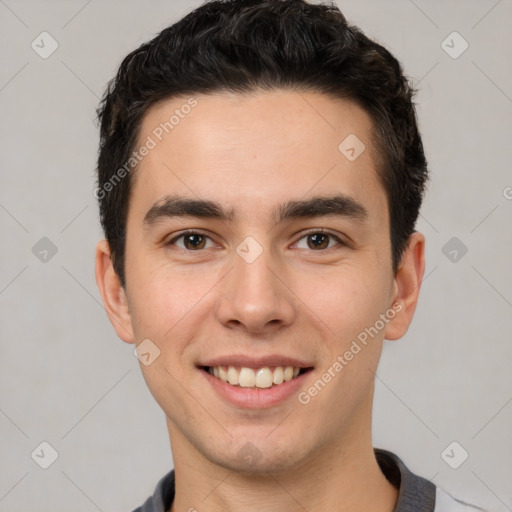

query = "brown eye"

[
  {"left": 182, "top": 233, "right": 206, "bottom": 250},
  {"left": 306, "top": 233, "right": 330, "bottom": 250},
  {"left": 168, "top": 231, "right": 214, "bottom": 251},
  {"left": 294, "top": 231, "right": 345, "bottom": 251}
]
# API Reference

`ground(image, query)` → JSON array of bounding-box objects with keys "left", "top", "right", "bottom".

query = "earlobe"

[
  {"left": 95, "top": 239, "right": 135, "bottom": 344},
  {"left": 384, "top": 232, "right": 425, "bottom": 341}
]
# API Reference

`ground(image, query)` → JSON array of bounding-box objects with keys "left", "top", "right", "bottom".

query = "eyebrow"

[{"left": 143, "top": 194, "right": 368, "bottom": 227}]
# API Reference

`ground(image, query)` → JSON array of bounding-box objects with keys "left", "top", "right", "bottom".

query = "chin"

[{"left": 205, "top": 438, "right": 309, "bottom": 475}]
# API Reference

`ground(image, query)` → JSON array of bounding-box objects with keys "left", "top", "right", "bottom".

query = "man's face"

[{"left": 100, "top": 90, "right": 419, "bottom": 472}]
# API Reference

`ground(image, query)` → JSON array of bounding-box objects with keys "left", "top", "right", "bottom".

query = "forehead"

[{"left": 129, "top": 89, "right": 387, "bottom": 225}]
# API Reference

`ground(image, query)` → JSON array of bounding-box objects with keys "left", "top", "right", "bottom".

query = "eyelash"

[{"left": 166, "top": 228, "right": 347, "bottom": 254}]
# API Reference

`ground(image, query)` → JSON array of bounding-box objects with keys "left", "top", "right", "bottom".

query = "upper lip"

[{"left": 198, "top": 355, "right": 314, "bottom": 369}]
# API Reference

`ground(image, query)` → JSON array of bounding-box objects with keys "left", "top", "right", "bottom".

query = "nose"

[{"left": 215, "top": 244, "right": 296, "bottom": 335}]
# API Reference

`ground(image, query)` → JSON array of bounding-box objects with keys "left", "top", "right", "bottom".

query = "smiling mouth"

[{"left": 202, "top": 366, "right": 312, "bottom": 389}]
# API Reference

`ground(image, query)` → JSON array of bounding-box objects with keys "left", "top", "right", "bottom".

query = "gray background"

[{"left": 1, "top": 0, "right": 511, "bottom": 510}]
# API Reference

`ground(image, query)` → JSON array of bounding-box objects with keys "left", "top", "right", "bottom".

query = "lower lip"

[{"left": 200, "top": 369, "right": 311, "bottom": 409}]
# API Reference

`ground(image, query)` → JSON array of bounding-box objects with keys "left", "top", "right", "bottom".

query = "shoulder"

[
  {"left": 435, "top": 487, "right": 487, "bottom": 512},
  {"left": 130, "top": 470, "right": 175, "bottom": 512},
  {"left": 375, "top": 448, "right": 486, "bottom": 512}
]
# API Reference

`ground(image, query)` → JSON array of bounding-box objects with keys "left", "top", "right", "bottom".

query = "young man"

[{"left": 94, "top": 1, "right": 483, "bottom": 511}]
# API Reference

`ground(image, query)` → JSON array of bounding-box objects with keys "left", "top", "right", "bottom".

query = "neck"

[{"left": 167, "top": 417, "right": 397, "bottom": 512}]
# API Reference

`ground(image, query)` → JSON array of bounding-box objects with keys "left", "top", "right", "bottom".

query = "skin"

[{"left": 96, "top": 89, "right": 425, "bottom": 512}]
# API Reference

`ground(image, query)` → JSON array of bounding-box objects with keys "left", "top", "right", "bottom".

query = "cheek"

[
  {"left": 128, "top": 270, "right": 217, "bottom": 406},
  {"left": 293, "top": 268, "right": 388, "bottom": 421},
  {"left": 292, "top": 263, "right": 389, "bottom": 344},
  {"left": 126, "top": 261, "right": 223, "bottom": 346}
]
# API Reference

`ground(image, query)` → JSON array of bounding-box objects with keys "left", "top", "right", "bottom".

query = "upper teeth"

[{"left": 209, "top": 366, "right": 301, "bottom": 388}]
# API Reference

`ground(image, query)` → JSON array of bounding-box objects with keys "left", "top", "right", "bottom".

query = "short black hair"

[{"left": 96, "top": 0, "right": 428, "bottom": 287}]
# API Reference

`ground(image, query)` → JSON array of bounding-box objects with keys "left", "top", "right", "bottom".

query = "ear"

[
  {"left": 384, "top": 232, "right": 425, "bottom": 341},
  {"left": 95, "top": 239, "right": 135, "bottom": 344}
]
